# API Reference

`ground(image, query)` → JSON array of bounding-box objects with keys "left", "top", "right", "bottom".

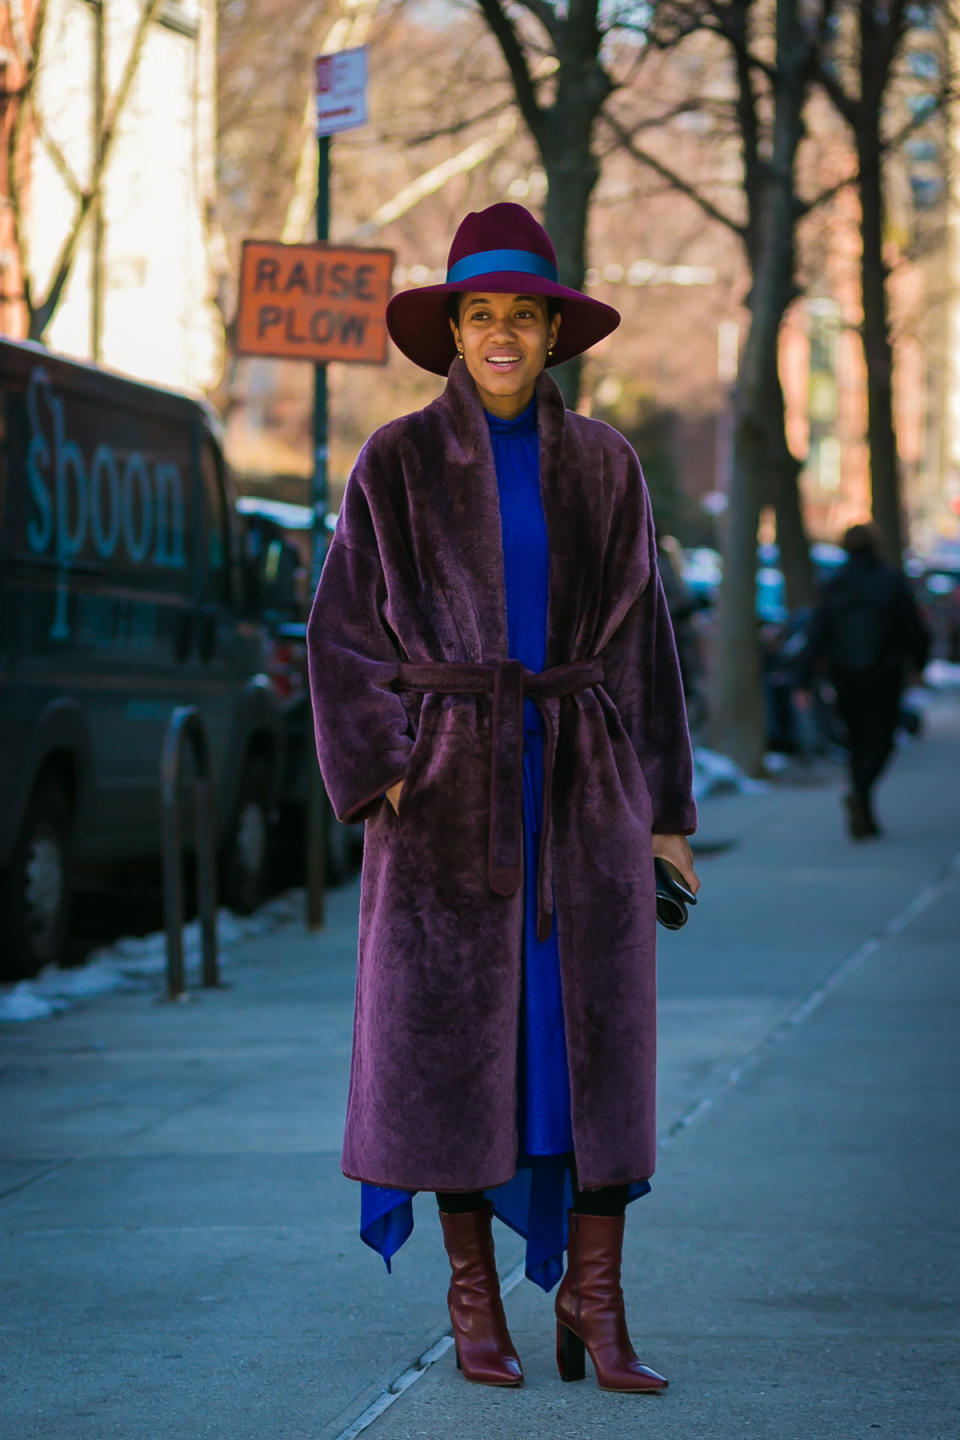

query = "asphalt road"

[{"left": 2, "top": 695, "right": 958, "bottom": 1440}]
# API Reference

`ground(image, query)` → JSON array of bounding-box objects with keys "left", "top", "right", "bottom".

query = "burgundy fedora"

[{"left": 386, "top": 202, "right": 620, "bottom": 376}]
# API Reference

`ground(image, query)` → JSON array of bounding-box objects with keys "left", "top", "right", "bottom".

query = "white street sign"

[{"left": 315, "top": 47, "right": 368, "bottom": 137}]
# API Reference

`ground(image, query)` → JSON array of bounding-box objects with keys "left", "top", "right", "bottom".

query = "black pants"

[
  {"left": 833, "top": 677, "right": 901, "bottom": 806},
  {"left": 437, "top": 1181, "right": 629, "bottom": 1218}
]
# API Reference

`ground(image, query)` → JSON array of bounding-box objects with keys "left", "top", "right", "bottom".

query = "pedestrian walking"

[
  {"left": 798, "top": 521, "right": 929, "bottom": 839},
  {"left": 307, "top": 203, "right": 699, "bottom": 1393},
  {"left": 656, "top": 532, "right": 706, "bottom": 731}
]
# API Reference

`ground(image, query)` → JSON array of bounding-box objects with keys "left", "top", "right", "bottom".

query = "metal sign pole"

[
  {"left": 312, "top": 134, "right": 330, "bottom": 592},
  {"left": 306, "top": 133, "right": 331, "bottom": 932}
]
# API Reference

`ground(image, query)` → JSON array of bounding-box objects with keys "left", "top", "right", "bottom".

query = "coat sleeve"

[
  {"left": 600, "top": 483, "right": 698, "bottom": 837},
  {"left": 306, "top": 471, "right": 414, "bottom": 825}
]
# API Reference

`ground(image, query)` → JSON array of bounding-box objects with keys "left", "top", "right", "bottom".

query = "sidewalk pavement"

[{"left": 2, "top": 698, "right": 959, "bottom": 1440}]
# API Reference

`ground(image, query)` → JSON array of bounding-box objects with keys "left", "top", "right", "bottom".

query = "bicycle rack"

[{"left": 160, "top": 706, "right": 219, "bottom": 999}]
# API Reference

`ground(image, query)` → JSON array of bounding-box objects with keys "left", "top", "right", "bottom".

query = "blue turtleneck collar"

[{"left": 484, "top": 395, "right": 538, "bottom": 435}]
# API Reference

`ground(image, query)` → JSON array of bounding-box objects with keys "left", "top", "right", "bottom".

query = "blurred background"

[{"left": 2, "top": 0, "right": 959, "bottom": 978}]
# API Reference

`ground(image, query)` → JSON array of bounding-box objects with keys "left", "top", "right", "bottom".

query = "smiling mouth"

[{"left": 485, "top": 354, "right": 522, "bottom": 369}]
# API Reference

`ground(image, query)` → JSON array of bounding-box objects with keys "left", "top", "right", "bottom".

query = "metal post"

[
  {"left": 307, "top": 132, "right": 331, "bottom": 932},
  {"left": 161, "top": 706, "right": 219, "bottom": 999},
  {"left": 161, "top": 718, "right": 187, "bottom": 998},
  {"left": 194, "top": 754, "right": 218, "bottom": 989}
]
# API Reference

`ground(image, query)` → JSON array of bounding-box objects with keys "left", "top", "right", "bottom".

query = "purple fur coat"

[{"left": 307, "top": 360, "right": 696, "bottom": 1193}]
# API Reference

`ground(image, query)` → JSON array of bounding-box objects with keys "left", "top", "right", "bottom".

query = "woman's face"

[{"left": 450, "top": 293, "right": 561, "bottom": 419}]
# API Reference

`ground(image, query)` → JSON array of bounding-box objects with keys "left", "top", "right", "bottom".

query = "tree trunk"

[
  {"left": 775, "top": 460, "right": 816, "bottom": 609},
  {"left": 541, "top": 111, "right": 600, "bottom": 408},
  {"left": 710, "top": 0, "right": 809, "bottom": 774},
  {"left": 766, "top": 367, "right": 816, "bottom": 609},
  {"left": 711, "top": 402, "right": 768, "bottom": 773},
  {"left": 858, "top": 126, "right": 904, "bottom": 566},
  {"left": 711, "top": 292, "right": 795, "bottom": 773}
]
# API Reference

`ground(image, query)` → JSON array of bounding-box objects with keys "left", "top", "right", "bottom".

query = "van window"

[{"left": 200, "top": 438, "right": 232, "bottom": 603}]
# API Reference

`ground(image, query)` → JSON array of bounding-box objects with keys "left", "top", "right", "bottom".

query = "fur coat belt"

[{"left": 395, "top": 655, "right": 604, "bottom": 942}]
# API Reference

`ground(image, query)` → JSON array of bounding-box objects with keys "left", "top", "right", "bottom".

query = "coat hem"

[
  {"left": 342, "top": 1161, "right": 656, "bottom": 1191},
  {"left": 342, "top": 1163, "right": 518, "bottom": 1192}
]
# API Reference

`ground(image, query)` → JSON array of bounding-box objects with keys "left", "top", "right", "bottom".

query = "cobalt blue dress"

[{"left": 358, "top": 397, "right": 648, "bottom": 1292}]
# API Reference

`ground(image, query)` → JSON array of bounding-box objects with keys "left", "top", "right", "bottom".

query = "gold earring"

[
  {"left": 457, "top": 346, "right": 464, "bottom": 357},
  {"left": 547, "top": 343, "right": 555, "bottom": 355}
]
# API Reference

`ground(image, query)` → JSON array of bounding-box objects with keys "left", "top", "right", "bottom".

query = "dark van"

[{"left": 0, "top": 339, "right": 284, "bottom": 977}]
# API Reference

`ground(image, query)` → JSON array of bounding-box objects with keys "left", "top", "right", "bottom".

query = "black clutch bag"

[{"left": 654, "top": 858, "right": 698, "bottom": 930}]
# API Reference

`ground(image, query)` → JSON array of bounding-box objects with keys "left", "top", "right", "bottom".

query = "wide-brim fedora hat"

[{"left": 386, "top": 202, "right": 620, "bottom": 376}]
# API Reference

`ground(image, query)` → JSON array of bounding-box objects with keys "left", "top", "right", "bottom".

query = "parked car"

[
  {"left": 918, "top": 551, "right": 960, "bottom": 662},
  {"left": 0, "top": 339, "right": 284, "bottom": 977},
  {"left": 682, "top": 542, "right": 846, "bottom": 620},
  {"left": 237, "top": 496, "right": 361, "bottom": 884}
]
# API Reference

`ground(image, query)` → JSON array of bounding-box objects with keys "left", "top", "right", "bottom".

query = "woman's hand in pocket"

[{"left": 385, "top": 779, "right": 404, "bottom": 815}]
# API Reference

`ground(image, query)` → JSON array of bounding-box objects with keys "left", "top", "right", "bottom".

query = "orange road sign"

[{"left": 236, "top": 240, "right": 394, "bottom": 364}]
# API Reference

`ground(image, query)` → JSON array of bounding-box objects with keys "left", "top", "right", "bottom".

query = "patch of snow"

[
  {"left": 0, "top": 987, "right": 66, "bottom": 1022},
  {"left": 693, "top": 746, "right": 771, "bottom": 799},
  {"left": 903, "top": 684, "right": 934, "bottom": 710},
  {"left": 763, "top": 752, "right": 791, "bottom": 775},
  {"left": 0, "top": 891, "right": 307, "bottom": 1025},
  {"left": 924, "top": 659, "right": 960, "bottom": 689}
]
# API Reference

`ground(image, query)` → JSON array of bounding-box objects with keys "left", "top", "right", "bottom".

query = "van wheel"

[
  {"left": 221, "top": 757, "right": 271, "bottom": 915},
  {"left": 0, "top": 779, "right": 74, "bottom": 980}
]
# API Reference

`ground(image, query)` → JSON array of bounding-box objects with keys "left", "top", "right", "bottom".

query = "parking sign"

[{"left": 315, "top": 48, "right": 368, "bottom": 137}]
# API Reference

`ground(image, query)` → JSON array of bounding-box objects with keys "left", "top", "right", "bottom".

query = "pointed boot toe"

[
  {"left": 555, "top": 1211, "right": 668, "bottom": 1394},
  {"left": 598, "top": 1359, "right": 668, "bottom": 1394},
  {"left": 440, "top": 1203, "right": 523, "bottom": 1387},
  {"left": 455, "top": 1342, "right": 523, "bottom": 1387}
]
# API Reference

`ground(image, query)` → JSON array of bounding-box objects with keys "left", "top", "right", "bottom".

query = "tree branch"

[
  {"left": 861, "top": 0, "right": 911, "bottom": 107},
  {"left": 473, "top": 0, "right": 544, "bottom": 143},
  {"left": 32, "top": 0, "right": 165, "bottom": 336},
  {"left": 7, "top": 0, "right": 36, "bottom": 66},
  {"left": 813, "top": 52, "right": 856, "bottom": 124},
  {"left": 404, "top": 96, "right": 517, "bottom": 147},
  {"left": 33, "top": 109, "right": 83, "bottom": 200},
  {"left": 702, "top": 0, "right": 777, "bottom": 84},
  {"left": 5, "top": 0, "right": 50, "bottom": 324},
  {"left": 513, "top": 0, "right": 558, "bottom": 45},
  {"left": 602, "top": 105, "right": 746, "bottom": 238},
  {"left": 797, "top": 166, "right": 858, "bottom": 216}
]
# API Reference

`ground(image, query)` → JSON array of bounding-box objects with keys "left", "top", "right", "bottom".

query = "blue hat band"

[{"left": 446, "top": 248, "right": 559, "bottom": 285}]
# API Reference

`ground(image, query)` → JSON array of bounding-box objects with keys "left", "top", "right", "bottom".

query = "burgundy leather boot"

[
  {"left": 555, "top": 1211, "right": 668, "bottom": 1392},
  {"left": 439, "top": 1202, "right": 523, "bottom": 1386}
]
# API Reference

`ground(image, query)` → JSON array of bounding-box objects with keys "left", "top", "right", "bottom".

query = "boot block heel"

[{"left": 557, "top": 1322, "right": 586, "bottom": 1382}]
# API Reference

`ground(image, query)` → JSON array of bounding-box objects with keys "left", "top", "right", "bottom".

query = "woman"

[{"left": 307, "top": 203, "right": 699, "bottom": 1393}]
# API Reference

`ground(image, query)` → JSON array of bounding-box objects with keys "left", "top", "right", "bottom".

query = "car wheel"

[
  {"left": 220, "top": 756, "right": 272, "bottom": 915},
  {"left": 0, "top": 778, "right": 74, "bottom": 980}
]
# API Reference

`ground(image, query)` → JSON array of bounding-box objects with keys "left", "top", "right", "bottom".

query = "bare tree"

[
  {"left": 464, "top": 0, "right": 838, "bottom": 766},
  {"left": 815, "top": 0, "right": 956, "bottom": 565},
  {"left": 611, "top": 1, "right": 838, "bottom": 771},
  {"left": 708, "top": 0, "right": 830, "bottom": 771},
  {"left": 471, "top": 0, "right": 615, "bottom": 404},
  {"left": 4, "top": 0, "right": 166, "bottom": 343}
]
